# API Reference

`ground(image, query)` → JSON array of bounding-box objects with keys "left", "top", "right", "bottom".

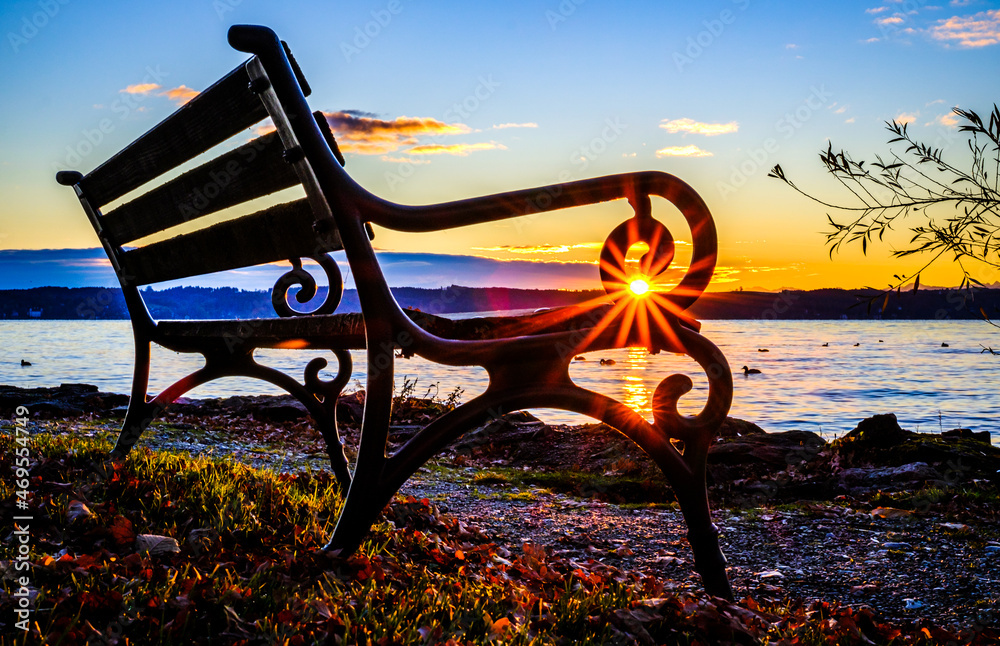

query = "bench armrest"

[{"left": 366, "top": 170, "right": 719, "bottom": 313}]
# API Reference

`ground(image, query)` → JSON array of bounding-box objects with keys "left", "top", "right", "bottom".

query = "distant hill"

[{"left": 1, "top": 285, "right": 998, "bottom": 321}]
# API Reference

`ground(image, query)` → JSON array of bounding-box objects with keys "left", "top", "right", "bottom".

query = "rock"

[
  {"left": 837, "top": 462, "right": 941, "bottom": 487},
  {"left": 709, "top": 430, "right": 826, "bottom": 468},
  {"left": 504, "top": 410, "right": 543, "bottom": 424},
  {"left": 336, "top": 391, "right": 365, "bottom": 425},
  {"left": 718, "top": 417, "right": 766, "bottom": 438},
  {"left": 942, "top": 428, "right": 993, "bottom": 444},
  {"left": 882, "top": 542, "right": 913, "bottom": 550},
  {"left": 58, "top": 383, "right": 98, "bottom": 394},
  {"left": 31, "top": 400, "right": 85, "bottom": 417},
  {"left": 833, "top": 414, "right": 1000, "bottom": 479},
  {"left": 842, "top": 413, "right": 914, "bottom": 448},
  {"left": 253, "top": 397, "right": 309, "bottom": 422},
  {"left": 0, "top": 384, "right": 127, "bottom": 418}
]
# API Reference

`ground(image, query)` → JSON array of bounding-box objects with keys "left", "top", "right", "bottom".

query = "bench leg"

[
  {"left": 675, "top": 485, "right": 733, "bottom": 599},
  {"left": 111, "top": 337, "right": 154, "bottom": 460},
  {"left": 323, "top": 348, "right": 396, "bottom": 554}
]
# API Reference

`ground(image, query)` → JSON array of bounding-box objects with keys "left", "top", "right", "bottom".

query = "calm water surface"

[{"left": 2, "top": 319, "right": 997, "bottom": 442}]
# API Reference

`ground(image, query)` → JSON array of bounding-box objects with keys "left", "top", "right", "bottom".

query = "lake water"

[{"left": 2, "top": 319, "right": 997, "bottom": 442}]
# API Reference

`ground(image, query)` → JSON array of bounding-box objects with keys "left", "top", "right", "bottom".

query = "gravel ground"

[{"left": 400, "top": 468, "right": 1000, "bottom": 631}]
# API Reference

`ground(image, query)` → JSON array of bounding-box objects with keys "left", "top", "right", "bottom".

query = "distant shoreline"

[{"left": 2, "top": 285, "right": 999, "bottom": 321}]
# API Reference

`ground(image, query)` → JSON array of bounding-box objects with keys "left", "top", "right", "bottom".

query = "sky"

[{"left": 2, "top": 0, "right": 999, "bottom": 293}]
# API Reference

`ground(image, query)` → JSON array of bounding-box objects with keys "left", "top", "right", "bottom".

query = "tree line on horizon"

[{"left": 1, "top": 285, "right": 997, "bottom": 321}]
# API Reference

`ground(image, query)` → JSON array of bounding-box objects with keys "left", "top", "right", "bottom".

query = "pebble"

[
  {"left": 883, "top": 542, "right": 913, "bottom": 550},
  {"left": 904, "top": 599, "right": 925, "bottom": 610}
]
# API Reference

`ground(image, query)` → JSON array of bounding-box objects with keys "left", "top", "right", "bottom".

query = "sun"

[{"left": 629, "top": 277, "right": 651, "bottom": 297}]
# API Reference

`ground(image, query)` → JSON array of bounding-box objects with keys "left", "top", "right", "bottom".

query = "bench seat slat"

[
  {"left": 79, "top": 63, "right": 268, "bottom": 208},
  {"left": 119, "top": 198, "right": 344, "bottom": 285},
  {"left": 154, "top": 306, "right": 618, "bottom": 350},
  {"left": 101, "top": 131, "right": 295, "bottom": 244}
]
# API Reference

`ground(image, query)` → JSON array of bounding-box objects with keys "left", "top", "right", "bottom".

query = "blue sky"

[{"left": 2, "top": 0, "right": 999, "bottom": 292}]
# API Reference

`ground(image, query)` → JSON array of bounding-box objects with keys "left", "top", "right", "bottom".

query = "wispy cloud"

[
  {"left": 659, "top": 118, "right": 738, "bottom": 136},
  {"left": 655, "top": 145, "right": 713, "bottom": 158},
  {"left": 161, "top": 85, "right": 199, "bottom": 105},
  {"left": 866, "top": 6, "right": 890, "bottom": 14},
  {"left": 492, "top": 122, "right": 538, "bottom": 129},
  {"left": 927, "top": 111, "right": 960, "bottom": 127},
  {"left": 408, "top": 142, "right": 507, "bottom": 156},
  {"left": 876, "top": 15, "right": 906, "bottom": 25},
  {"left": 473, "top": 243, "right": 604, "bottom": 255},
  {"left": 895, "top": 111, "right": 918, "bottom": 124},
  {"left": 929, "top": 9, "right": 1000, "bottom": 47},
  {"left": 119, "top": 83, "right": 198, "bottom": 105},
  {"left": 323, "top": 110, "right": 471, "bottom": 155},
  {"left": 121, "top": 83, "right": 161, "bottom": 94}
]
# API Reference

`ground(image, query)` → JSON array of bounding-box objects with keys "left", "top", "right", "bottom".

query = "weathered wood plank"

[
  {"left": 79, "top": 63, "right": 268, "bottom": 208},
  {"left": 119, "top": 198, "right": 345, "bottom": 285},
  {"left": 101, "top": 131, "right": 295, "bottom": 244}
]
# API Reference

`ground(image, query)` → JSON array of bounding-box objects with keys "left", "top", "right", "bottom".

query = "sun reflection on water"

[{"left": 620, "top": 346, "right": 652, "bottom": 417}]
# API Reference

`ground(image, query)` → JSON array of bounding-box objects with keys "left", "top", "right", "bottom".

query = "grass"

[{"left": 1, "top": 429, "right": 993, "bottom": 645}]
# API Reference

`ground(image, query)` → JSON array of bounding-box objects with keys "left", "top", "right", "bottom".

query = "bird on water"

[
  {"left": 742, "top": 365, "right": 761, "bottom": 375},
  {"left": 21, "top": 359, "right": 31, "bottom": 366}
]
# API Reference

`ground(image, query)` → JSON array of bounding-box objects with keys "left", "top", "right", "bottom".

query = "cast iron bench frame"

[{"left": 56, "top": 24, "right": 735, "bottom": 598}]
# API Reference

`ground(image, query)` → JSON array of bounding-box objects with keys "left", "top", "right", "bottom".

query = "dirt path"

[{"left": 401, "top": 468, "right": 999, "bottom": 630}]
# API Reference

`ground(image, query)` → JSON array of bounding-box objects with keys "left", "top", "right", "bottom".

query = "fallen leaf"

[{"left": 870, "top": 507, "right": 913, "bottom": 519}]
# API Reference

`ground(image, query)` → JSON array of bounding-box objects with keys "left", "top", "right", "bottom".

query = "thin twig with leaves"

[{"left": 768, "top": 104, "right": 1000, "bottom": 342}]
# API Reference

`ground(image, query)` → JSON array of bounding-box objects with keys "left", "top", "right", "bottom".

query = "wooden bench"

[{"left": 56, "top": 24, "right": 736, "bottom": 599}]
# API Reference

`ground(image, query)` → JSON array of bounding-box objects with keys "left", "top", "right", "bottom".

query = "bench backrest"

[{"left": 57, "top": 40, "right": 353, "bottom": 317}]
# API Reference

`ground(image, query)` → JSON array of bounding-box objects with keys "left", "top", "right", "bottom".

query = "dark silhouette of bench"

[{"left": 56, "top": 24, "right": 735, "bottom": 599}]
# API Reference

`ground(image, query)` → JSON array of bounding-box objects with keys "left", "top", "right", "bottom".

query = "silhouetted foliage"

[{"left": 770, "top": 105, "right": 1000, "bottom": 291}]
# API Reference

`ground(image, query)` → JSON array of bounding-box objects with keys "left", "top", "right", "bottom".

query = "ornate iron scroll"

[{"left": 271, "top": 254, "right": 344, "bottom": 317}]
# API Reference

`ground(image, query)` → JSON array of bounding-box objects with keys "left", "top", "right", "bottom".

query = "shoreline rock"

[{"left": 4, "top": 384, "right": 997, "bottom": 501}]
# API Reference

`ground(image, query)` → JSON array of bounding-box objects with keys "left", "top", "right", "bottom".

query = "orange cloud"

[
  {"left": 929, "top": 9, "right": 1000, "bottom": 47},
  {"left": 660, "top": 118, "right": 738, "bottom": 136},
  {"left": 122, "top": 83, "right": 160, "bottom": 94},
  {"left": 161, "top": 85, "right": 199, "bottom": 105},
  {"left": 895, "top": 112, "right": 918, "bottom": 124},
  {"left": 655, "top": 145, "right": 712, "bottom": 158},
  {"left": 323, "top": 110, "right": 471, "bottom": 155},
  {"left": 408, "top": 142, "right": 506, "bottom": 156}
]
